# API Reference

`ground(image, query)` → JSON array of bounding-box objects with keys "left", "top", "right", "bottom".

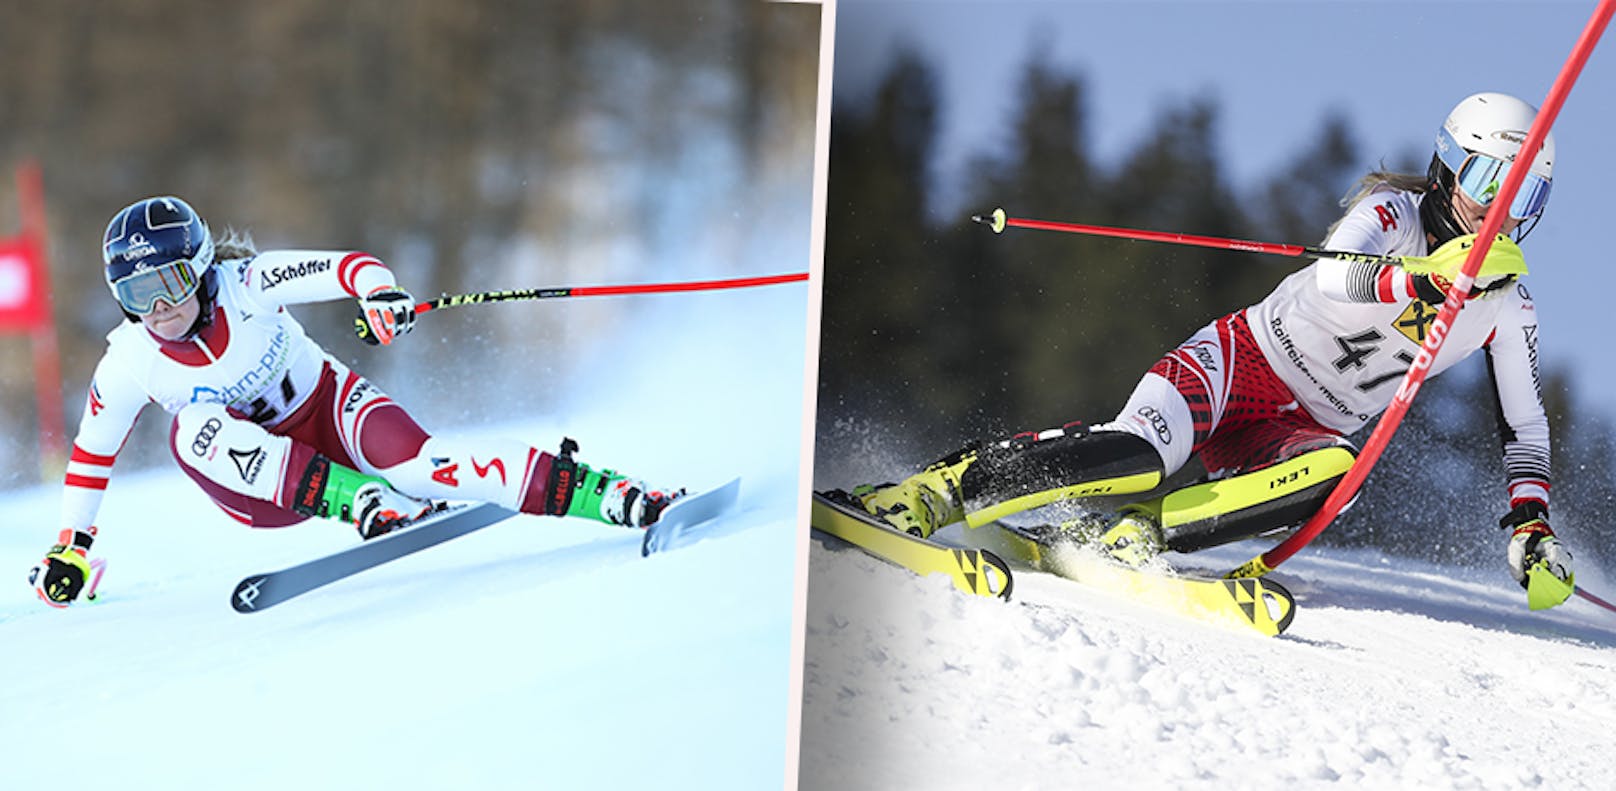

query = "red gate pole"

[
  {"left": 1228, "top": 0, "right": 1615, "bottom": 578},
  {"left": 18, "top": 161, "right": 66, "bottom": 480}
]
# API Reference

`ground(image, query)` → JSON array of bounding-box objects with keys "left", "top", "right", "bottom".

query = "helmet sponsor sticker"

[{"left": 122, "top": 232, "right": 158, "bottom": 262}]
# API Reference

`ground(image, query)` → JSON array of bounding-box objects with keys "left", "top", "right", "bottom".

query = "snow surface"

[
  {"left": 0, "top": 282, "right": 809, "bottom": 791},
  {"left": 799, "top": 529, "right": 1616, "bottom": 790}
]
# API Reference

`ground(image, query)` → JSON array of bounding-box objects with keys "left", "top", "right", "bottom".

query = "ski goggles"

[
  {"left": 1437, "top": 128, "right": 1552, "bottom": 220},
  {"left": 109, "top": 258, "right": 201, "bottom": 315}
]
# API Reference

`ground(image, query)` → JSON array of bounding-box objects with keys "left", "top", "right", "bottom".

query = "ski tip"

[
  {"left": 1261, "top": 577, "right": 1297, "bottom": 635},
  {"left": 1222, "top": 576, "right": 1296, "bottom": 636},
  {"left": 640, "top": 477, "right": 743, "bottom": 557},
  {"left": 708, "top": 476, "right": 743, "bottom": 507},
  {"left": 981, "top": 548, "right": 1014, "bottom": 600},
  {"left": 232, "top": 575, "right": 270, "bottom": 613}
]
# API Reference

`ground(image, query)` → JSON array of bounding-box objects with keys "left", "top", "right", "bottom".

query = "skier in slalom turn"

[
  {"left": 28, "top": 196, "right": 683, "bottom": 608},
  {"left": 853, "top": 92, "right": 1573, "bottom": 598}
]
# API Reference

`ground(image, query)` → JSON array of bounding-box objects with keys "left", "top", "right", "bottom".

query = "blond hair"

[
  {"left": 213, "top": 228, "right": 258, "bottom": 262},
  {"left": 1324, "top": 170, "right": 1428, "bottom": 241}
]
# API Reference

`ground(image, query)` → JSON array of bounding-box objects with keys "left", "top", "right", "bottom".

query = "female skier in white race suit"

[
  {"left": 29, "top": 196, "right": 680, "bottom": 607},
  {"left": 855, "top": 92, "right": 1573, "bottom": 596}
]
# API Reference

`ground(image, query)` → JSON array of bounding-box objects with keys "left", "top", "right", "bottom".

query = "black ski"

[
  {"left": 231, "top": 502, "right": 516, "bottom": 613},
  {"left": 232, "top": 477, "right": 744, "bottom": 613}
]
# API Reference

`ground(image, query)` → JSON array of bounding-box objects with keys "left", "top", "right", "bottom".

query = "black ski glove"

[
  {"left": 1410, "top": 272, "right": 1510, "bottom": 304},
  {"left": 28, "top": 528, "right": 96, "bottom": 608},
  {"left": 357, "top": 287, "right": 417, "bottom": 345},
  {"left": 1500, "top": 501, "right": 1572, "bottom": 589}
]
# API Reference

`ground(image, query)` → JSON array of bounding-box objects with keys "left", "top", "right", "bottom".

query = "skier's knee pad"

[
  {"left": 955, "top": 426, "right": 1165, "bottom": 526},
  {"left": 1153, "top": 446, "right": 1356, "bottom": 553},
  {"left": 170, "top": 403, "right": 291, "bottom": 500}
]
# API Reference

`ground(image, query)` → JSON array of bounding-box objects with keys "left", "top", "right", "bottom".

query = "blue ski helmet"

[{"left": 102, "top": 196, "right": 217, "bottom": 323}]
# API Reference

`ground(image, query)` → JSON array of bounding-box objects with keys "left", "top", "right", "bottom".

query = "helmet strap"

[
  {"left": 1511, "top": 214, "right": 1542, "bottom": 244},
  {"left": 174, "top": 267, "right": 221, "bottom": 342},
  {"left": 1420, "top": 155, "right": 1469, "bottom": 247}
]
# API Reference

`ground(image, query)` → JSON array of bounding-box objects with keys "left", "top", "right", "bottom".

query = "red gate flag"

[{"left": 0, "top": 233, "right": 45, "bottom": 331}]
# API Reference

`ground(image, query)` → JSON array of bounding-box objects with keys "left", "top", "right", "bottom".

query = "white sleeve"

[
  {"left": 241, "top": 250, "right": 398, "bottom": 309},
  {"left": 1484, "top": 285, "right": 1550, "bottom": 508},
  {"left": 1314, "top": 190, "right": 1422, "bottom": 304},
  {"left": 60, "top": 351, "right": 150, "bottom": 534}
]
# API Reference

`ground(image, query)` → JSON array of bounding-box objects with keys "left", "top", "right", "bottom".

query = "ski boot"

[
  {"left": 293, "top": 455, "right": 436, "bottom": 539},
  {"left": 1095, "top": 507, "right": 1164, "bottom": 567},
  {"left": 549, "top": 438, "right": 684, "bottom": 529},
  {"left": 852, "top": 455, "right": 972, "bottom": 539},
  {"left": 1037, "top": 507, "right": 1162, "bottom": 566},
  {"left": 1031, "top": 512, "right": 1109, "bottom": 546}
]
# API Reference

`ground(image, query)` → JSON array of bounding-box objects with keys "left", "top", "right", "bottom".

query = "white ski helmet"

[{"left": 1430, "top": 92, "right": 1553, "bottom": 235}]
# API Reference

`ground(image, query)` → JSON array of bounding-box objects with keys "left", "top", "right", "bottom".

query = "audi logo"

[{"left": 192, "top": 417, "right": 223, "bottom": 456}]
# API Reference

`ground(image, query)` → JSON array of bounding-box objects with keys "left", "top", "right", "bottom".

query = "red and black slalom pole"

[{"left": 355, "top": 271, "right": 808, "bottom": 343}]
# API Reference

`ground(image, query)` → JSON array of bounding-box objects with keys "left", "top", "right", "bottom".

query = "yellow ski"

[
  {"left": 968, "top": 522, "right": 1297, "bottom": 637},
  {"left": 812, "top": 491, "right": 1013, "bottom": 600}
]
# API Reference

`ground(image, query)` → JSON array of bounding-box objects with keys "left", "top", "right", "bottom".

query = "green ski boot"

[
  {"left": 292, "top": 454, "right": 434, "bottom": 539},
  {"left": 548, "top": 438, "right": 683, "bottom": 528}
]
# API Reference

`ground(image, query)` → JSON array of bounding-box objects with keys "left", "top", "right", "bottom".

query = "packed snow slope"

[
  {"left": 0, "top": 283, "right": 809, "bottom": 790},
  {"left": 799, "top": 528, "right": 1616, "bottom": 790}
]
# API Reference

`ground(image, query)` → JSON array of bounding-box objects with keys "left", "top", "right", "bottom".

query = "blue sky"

[{"left": 832, "top": 0, "right": 1615, "bottom": 416}]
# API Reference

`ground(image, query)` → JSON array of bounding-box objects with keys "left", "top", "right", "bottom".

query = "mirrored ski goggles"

[
  {"left": 1438, "top": 131, "right": 1552, "bottom": 220},
  {"left": 110, "top": 258, "right": 201, "bottom": 315}
]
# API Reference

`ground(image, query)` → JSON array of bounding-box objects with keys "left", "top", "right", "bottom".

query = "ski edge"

[{"left": 230, "top": 501, "right": 516, "bottom": 613}]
